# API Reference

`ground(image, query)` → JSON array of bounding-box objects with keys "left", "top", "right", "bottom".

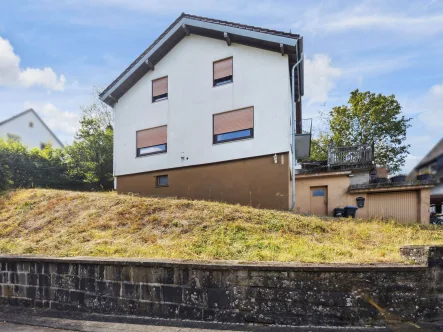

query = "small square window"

[
  {"left": 312, "top": 189, "right": 325, "bottom": 197},
  {"left": 156, "top": 175, "right": 168, "bottom": 187}
]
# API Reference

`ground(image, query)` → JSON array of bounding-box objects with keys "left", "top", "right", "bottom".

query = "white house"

[
  {"left": 0, "top": 109, "right": 64, "bottom": 150},
  {"left": 100, "top": 13, "right": 308, "bottom": 210}
]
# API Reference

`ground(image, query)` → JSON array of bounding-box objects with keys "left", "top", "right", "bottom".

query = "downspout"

[
  {"left": 112, "top": 106, "right": 117, "bottom": 190},
  {"left": 291, "top": 39, "right": 303, "bottom": 211}
]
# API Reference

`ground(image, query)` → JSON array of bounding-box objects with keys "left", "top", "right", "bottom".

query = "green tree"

[
  {"left": 328, "top": 89, "right": 411, "bottom": 173},
  {"left": 65, "top": 91, "right": 114, "bottom": 190}
]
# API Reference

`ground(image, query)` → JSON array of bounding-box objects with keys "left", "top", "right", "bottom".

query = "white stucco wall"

[
  {"left": 0, "top": 111, "right": 63, "bottom": 149},
  {"left": 114, "top": 35, "right": 292, "bottom": 176}
]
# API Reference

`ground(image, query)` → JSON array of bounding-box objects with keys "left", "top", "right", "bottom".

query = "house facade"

[
  {"left": 100, "top": 14, "right": 306, "bottom": 210},
  {"left": 0, "top": 109, "right": 63, "bottom": 150},
  {"left": 409, "top": 138, "right": 443, "bottom": 214}
]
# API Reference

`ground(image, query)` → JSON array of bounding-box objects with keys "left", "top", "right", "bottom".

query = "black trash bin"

[
  {"left": 333, "top": 208, "right": 345, "bottom": 217},
  {"left": 344, "top": 206, "right": 358, "bottom": 218}
]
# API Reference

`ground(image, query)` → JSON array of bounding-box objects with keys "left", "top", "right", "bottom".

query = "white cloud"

[
  {"left": 403, "top": 154, "right": 423, "bottom": 174},
  {"left": 403, "top": 82, "right": 443, "bottom": 128},
  {"left": 293, "top": 1, "right": 443, "bottom": 38},
  {"left": 23, "top": 102, "right": 79, "bottom": 137},
  {"left": 304, "top": 54, "right": 341, "bottom": 105},
  {"left": 324, "top": 14, "right": 443, "bottom": 36},
  {"left": 0, "top": 36, "right": 66, "bottom": 91}
]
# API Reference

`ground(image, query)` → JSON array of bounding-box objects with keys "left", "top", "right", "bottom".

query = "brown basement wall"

[{"left": 117, "top": 153, "right": 290, "bottom": 210}]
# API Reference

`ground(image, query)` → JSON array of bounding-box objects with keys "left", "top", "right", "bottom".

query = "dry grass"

[{"left": 0, "top": 189, "right": 442, "bottom": 263}]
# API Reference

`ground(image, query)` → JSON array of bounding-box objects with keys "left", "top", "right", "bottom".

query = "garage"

[{"left": 367, "top": 191, "right": 419, "bottom": 224}]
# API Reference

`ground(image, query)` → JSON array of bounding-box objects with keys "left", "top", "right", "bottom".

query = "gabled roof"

[
  {"left": 100, "top": 13, "right": 303, "bottom": 107},
  {"left": 415, "top": 138, "right": 443, "bottom": 170},
  {"left": 0, "top": 109, "right": 64, "bottom": 148}
]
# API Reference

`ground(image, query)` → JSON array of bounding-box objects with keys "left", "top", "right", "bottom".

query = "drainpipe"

[{"left": 291, "top": 40, "right": 304, "bottom": 211}]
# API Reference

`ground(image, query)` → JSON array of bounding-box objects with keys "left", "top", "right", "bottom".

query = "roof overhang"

[
  {"left": 295, "top": 171, "right": 352, "bottom": 179},
  {"left": 348, "top": 182, "right": 435, "bottom": 194},
  {"left": 100, "top": 14, "right": 303, "bottom": 107}
]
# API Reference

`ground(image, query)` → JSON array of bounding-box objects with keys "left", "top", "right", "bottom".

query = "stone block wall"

[{"left": 0, "top": 246, "right": 442, "bottom": 327}]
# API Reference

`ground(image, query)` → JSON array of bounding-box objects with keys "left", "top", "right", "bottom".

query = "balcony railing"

[{"left": 328, "top": 143, "right": 374, "bottom": 166}]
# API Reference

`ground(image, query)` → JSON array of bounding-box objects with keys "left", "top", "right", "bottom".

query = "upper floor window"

[
  {"left": 213, "top": 57, "right": 233, "bottom": 87},
  {"left": 213, "top": 107, "right": 254, "bottom": 144},
  {"left": 136, "top": 125, "right": 167, "bottom": 157},
  {"left": 152, "top": 76, "right": 168, "bottom": 102}
]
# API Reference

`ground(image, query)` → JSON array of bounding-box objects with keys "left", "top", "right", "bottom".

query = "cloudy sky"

[{"left": 0, "top": 0, "right": 442, "bottom": 173}]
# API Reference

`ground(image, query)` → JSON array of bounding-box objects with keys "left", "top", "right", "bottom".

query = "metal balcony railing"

[{"left": 328, "top": 143, "right": 374, "bottom": 166}]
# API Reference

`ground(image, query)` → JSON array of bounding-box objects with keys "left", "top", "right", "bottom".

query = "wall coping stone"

[{"left": 0, "top": 250, "right": 435, "bottom": 271}]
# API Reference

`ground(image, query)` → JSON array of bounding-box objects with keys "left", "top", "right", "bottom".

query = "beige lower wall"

[
  {"left": 294, "top": 174, "right": 354, "bottom": 216},
  {"left": 295, "top": 174, "right": 430, "bottom": 223},
  {"left": 420, "top": 189, "right": 431, "bottom": 225},
  {"left": 117, "top": 153, "right": 290, "bottom": 210}
]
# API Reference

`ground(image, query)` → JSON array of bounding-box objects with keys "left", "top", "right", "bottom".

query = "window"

[
  {"left": 213, "top": 57, "right": 233, "bottom": 86},
  {"left": 156, "top": 175, "right": 168, "bottom": 187},
  {"left": 213, "top": 107, "right": 254, "bottom": 144},
  {"left": 152, "top": 76, "right": 168, "bottom": 102},
  {"left": 6, "top": 133, "right": 21, "bottom": 142},
  {"left": 136, "top": 125, "right": 167, "bottom": 157},
  {"left": 312, "top": 189, "right": 325, "bottom": 197},
  {"left": 29, "top": 121, "right": 34, "bottom": 128}
]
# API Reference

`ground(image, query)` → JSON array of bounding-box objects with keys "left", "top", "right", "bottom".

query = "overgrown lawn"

[{"left": 0, "top": 189, "right": 442, "bottom": 263}]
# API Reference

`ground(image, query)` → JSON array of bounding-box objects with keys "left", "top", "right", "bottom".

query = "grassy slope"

[{"left": 0, "top": 189, "right": 442, "bottom": 263}]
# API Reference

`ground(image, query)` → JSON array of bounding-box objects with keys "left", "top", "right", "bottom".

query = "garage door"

[{"left": 368, "top": 191, "right": 418, "bottom": 223}]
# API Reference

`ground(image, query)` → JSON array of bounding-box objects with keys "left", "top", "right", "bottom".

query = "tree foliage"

[
  {"left": 65, "top": 94, "right": 114, "bottom": 190},
  {"left": 305, "top": 90, "right": 411, "bottom": 173},
  {"left": 0, "top": 90, "right": 114, "bottom": 191}
]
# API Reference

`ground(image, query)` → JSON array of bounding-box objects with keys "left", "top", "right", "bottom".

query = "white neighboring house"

[{"left": 0, "top": 109, "right": 64, "bottom": 150}]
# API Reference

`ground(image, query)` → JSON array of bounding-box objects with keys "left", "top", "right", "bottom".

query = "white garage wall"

[
  {"left": 0, "top": 110, "right": 63, "bottom": 149},
  {"left": 114, "top": 35, "right": 292, "bottom": 176}
]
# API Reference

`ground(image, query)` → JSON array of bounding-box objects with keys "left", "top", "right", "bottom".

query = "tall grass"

[{"left": 0, "top": 189, "right": 442, "bottom": 263}]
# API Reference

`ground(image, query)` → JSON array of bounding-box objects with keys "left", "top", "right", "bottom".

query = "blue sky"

[{"left": 0, "top": 0, "right": 442, "bottom": 173}]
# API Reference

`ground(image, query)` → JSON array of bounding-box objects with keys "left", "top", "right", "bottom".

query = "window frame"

[
  {"left": 213, "top": 128, "right": 254, "bottom": 144},
  {"left": 137, "top": 143, "right": 167, "bottom": 157},
  {"left": 152, "top": 76, "right": 168, "bottom": 103},
  {"left": 213, "top": 57, "right": 233, "bottom": 87},
  {"left": 135, "top": 126, "right": 168, "bottom": 158},
  {"left": 312, "top": 189, "right": 325, "bottom": 197},
  {"left": 156, "top": 175, "right": 169, "bottom": 187},
  {"left": 212, "top": 107, "right": 254, "bottom": 145}
]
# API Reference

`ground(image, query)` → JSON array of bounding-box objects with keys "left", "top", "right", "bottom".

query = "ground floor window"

[{"left": 156, "top": 175, "right": 168, "bottom": 187}]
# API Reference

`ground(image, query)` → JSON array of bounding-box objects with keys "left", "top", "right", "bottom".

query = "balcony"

[
  {"left": 294, "top": 119, "right": 312, "bottom": 159},
  {"left": 328, "top": 143, "right": 374, "bottom": 167}
]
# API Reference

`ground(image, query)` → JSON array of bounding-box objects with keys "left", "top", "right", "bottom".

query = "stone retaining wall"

[{"left": 0, "top": 246, "right": 441, "bottom": 327}]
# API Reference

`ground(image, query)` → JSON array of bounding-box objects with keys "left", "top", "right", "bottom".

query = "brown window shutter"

[
  {"left": 213, "top": 58, "right": 233, "bottom": 80},
  {"left": 152, "top": 77, "right": 168, "bottom": 97},
  {"left": 214, "top": 107, "right": 253, "bottom": 135},
  {"left": 137, "top": 126, "right": 167, "bottom": 148}
]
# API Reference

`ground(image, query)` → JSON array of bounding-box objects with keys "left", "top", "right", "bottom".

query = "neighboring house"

[
  {"left": 409, "top": 138, "right": 443, "bottom": 214},
  {"left": 0, "top": 109, "right": 63, "bottom": 150},
  {"left": 295, "top": 144, "right": 433, "bottom": 224},
  {"left": 100, "top": 13, "right": 309, "bottom": 210}
]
